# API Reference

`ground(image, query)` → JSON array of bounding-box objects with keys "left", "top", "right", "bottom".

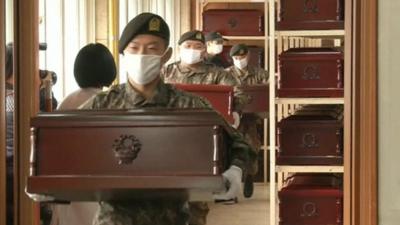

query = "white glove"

[
  {"left": 213, "top": 165, "right": 243, "bottom": 201},
  {"left": 25, "top": 187, "right": 55, "bottom": 202},
  {"left": 232, "top": 112, "right": 241, "bottom": 129}
]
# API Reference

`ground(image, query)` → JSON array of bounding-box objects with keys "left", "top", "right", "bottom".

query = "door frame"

[{"left": 351, "top": 0, "right": 378, "bottom": 225}]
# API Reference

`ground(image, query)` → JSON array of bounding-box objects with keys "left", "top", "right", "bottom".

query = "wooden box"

[
  {"left": 27, "top": 110, "right": 229, "bottom": 201},
  {"left": 277, "top": 113, "right": 343, "bottom": 165},
  {"left": 203, "top": 10, "right": 264, "bottom": 36},
  {"left": 236, "top": 84, "right": 269, "bottom": 113},
  {"left": 277, "top": 0, "right": 345, "bottom": 30},
  {"left": 278, "top": 48, "right": 344, "bottom": 98},
  {"left": 279, "top": 174, "right": 343, "bottom": 225},
  {"left": 221, "top": 46, "right": 265, "bottom": 69},
  {"left": 173, "top": 84, "right": 234, "bottom": 124}
]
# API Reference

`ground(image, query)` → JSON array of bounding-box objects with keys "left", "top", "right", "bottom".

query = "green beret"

[
  {"left": 119, "top": 13, "right": 170, "bottom": 53},
  {"left": 230, "top": 44, "right": 249, "bottom": 56},
  {"left": 205, "top": 31, "right": 228, "bottom": 42},
  {"left": 178, "top": 30, "right": 205, "bottom": 45}
]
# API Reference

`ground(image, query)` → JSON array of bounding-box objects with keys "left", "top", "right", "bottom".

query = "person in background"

[
  {"left": 79, "top": 13, "right": 255, "bottom": 225},
  {"left": 161, "top": 30, "right": 248, "bottom": 113},
  {"left": 50, "top": 43, "right": 117, "bottom": 225},
  {"left": 5, "top": 43, "right": 14, "bottom": 225},
  {"left": 204, "top": 31, "right": 230, "bottom": 68},
  {"left": 226, "top": 43, "right": 269, "bottom": 198},
  {"left": 57, "top": 43, "right": 117, "bottom": 110}
]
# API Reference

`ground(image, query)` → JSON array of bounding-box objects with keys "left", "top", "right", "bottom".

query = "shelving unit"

[
  {"left": 195, "top": 0, "right": 270, "bottom": 184},
  {"left": 268, "top": 1, "right": 347, "bottom": 225}
]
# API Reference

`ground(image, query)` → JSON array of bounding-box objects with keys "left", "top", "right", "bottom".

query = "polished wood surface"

[
  {"left": 14, "top": 0, "right": 40, "bottom": 224},
  {"left": 279, "top": 174, "right": 343, "bottom": 225},
  {"left": 277, "top": 0, "right": 345, "bottom": 30},
  {"left": 352, "top": 0, "right": 378, "bottom": 225},
  {"left": 28, "top": 110, "right": 227, "bottom": 202},
  {"left": 278, "top": 48, "right": 344, "bottom": 98},
  {"left": 203, "top": 9, "right": 264, "bottom": 36},
  {"left": 173, "top": 84, "right": 235, "bottom": 123},
  {"left": 237, "top": 84, "right": 269, "bottom": 113}
]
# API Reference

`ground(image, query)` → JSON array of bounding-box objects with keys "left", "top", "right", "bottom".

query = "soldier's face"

[
  {"left": 124, "top": 34, "right": 168, "bottom": 56},
  {"left": 179, "top": 40, "right": 206, "bottom": 56}
]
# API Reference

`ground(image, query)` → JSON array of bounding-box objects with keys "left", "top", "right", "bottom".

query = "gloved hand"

[
  {"left": 213, "top": 165, "right": 243, "bottom": 201},
  {"left": 25, "top": 187, "right": 55, "bottom": 202},
  {"left": 232, "top": 112, "right": 241, "bottom": 129}
]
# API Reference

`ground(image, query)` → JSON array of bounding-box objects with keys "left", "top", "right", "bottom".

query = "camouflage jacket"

[
  {"left": 161, "top": 61, "right": 250, "bottom": 111},
  {"left": 225, "top": 65, "right": 269, "bottom": 85},
  {"left": 81, "top": 80, "right": 255, "bottom": 169}
]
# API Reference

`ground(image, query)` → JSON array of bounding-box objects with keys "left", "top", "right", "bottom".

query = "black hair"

[
  {"left": 5, "top": 43, "right": 13, "bottom": 80},
  {"left": 74, "top": 43, "right": 117, "bottom": 88}
]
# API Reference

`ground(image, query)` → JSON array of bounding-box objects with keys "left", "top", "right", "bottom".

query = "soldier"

[
  {"left": 226, "top": 44, "right": 269, "bottom": 198},
  {"left": 204, "top": 31, "right": 230, "bottom": 68},
  {"left": 226, "top": 44, "right": 269, "bottom": 85},
  {"left": 161, "top": 30, "right": 248, "bottom": 112},
  {"left": 80, "top": 13, "right": 255, "bottom": 225}
]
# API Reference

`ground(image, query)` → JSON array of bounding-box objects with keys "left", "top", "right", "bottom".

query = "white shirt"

[{"left": 57, "top": 87, "right": 102, "bottom": 110}]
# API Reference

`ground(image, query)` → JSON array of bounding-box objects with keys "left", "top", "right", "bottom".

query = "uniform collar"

[
  {"left": 125, "top": 79, "right": 170, "bottom": 107},
  {"left": 232, "top": 66, "right": 254, "bottom": 80}
]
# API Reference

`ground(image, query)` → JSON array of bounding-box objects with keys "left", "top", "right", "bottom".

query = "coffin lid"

[
  {"left": 280, "top": 47, "right": 343, "bottom": 56},
  {"left": 31, "top": 109, "right": 232, "bottom": 132}
]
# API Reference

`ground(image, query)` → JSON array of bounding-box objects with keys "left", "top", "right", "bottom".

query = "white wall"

[{"left": 378, "top": 1, "right": 400, "bottom": 224}]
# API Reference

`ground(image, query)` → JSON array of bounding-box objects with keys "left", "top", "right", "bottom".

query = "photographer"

[{"left": 39, "top": 43, "right": 58, "bottom": 112}]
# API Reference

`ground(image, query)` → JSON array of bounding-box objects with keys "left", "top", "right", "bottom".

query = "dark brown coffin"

[
  {"left": 173, "top": 84, "right": 234, "bottom": 124},
  {"left": 221, "top": 46, "right": 265, "bottom": 69},
  {"left": 236, "top": 84, "right": 269, "bottom": 113},
  {"left": 203, "top": 10, "right": 264, "bottom": 36},
  {"left": 279, "top": 174, "right": 343, "bottom": 225},
  {"left": 278, "top": 48, "right": 344, "bottom": 98},
  {"left": 277, "top": 0, "right": 345, "bottom": 30},
  {"left": 27, "top": 109, "right": 230, "bottom": 201},
  {"left": 277, "top": 113, "right": 343, "bottom": 165}
]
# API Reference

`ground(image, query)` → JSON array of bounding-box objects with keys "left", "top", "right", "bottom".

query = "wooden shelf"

[
  {"left": 276, "top": 30, "right": 345, "bottom": 37},
  {"left": 276, "top": 165, "right": 344, "bottom": 173},
  {"left": 275, "top": 97, "right": 344, "bottom": 104},
  {"left": 223, "top": 36, "right": 266, "bottom": 40}
]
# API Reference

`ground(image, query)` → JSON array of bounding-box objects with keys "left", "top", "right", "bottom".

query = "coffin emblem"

[{"left": 113, "top": 135, "right": 142, "bottom": 165}]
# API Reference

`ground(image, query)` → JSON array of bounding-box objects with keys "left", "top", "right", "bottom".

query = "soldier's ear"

[{"left": 161, "top": 47, "right": 172, "bottom": 65}]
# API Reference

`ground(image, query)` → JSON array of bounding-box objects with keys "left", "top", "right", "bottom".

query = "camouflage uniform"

[
  {"left": 81, "top": 80, "right": 255, "bottom": 225},
  {"left": 161, "top": 61, "right": 249, "bottom": 111},
  {"left": 226, "top": 65, "right": 269, "bottom": 175}
]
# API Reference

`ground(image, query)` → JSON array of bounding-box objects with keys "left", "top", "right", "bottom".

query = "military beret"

[
  {"left": 230, "top": 44, "right": 249, "bottom": 56},
  {"left": 205, "top": 31, "right": 228, "bottom": 42},
  {"left": 178, "top": 30, "right": 205, "bottom": 45},
  {"left": 119, "top": 13, "right": 170, "bottom": 53}
]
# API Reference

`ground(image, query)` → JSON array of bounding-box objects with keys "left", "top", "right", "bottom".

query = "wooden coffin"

[
  {"left": 279, "top": 174, "right": 343, "bottom": 225},
  {"left": 278, "top": 48, "right": 344, "bottom": 98},
  {"left": 236, "top": 84, "right": 269, "bottom": 113},
  {"left": 221, "top": 46, "right": 265, "bottom": 69},
  {"left": 203, "top": 10, "right": 264, "bottom": 36},
  {"left": 277, "top": 0, "right": 345, "bottom": 30},
  {"left": 173, "top": 84, "right": 234, "bottom": 124},
  {"left": 277, "top": 112, "right": 343, "bottom": 165},
  {"left": 27, "top": 109, "right": 230, "bottom": 202}
]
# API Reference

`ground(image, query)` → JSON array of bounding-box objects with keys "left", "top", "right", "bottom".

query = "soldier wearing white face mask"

[
  {"left": 226, "top": 44, "right": 269, "bottom": 85},
  {"left": 204, "top": 32, "right": 230, "bottom": 68},
  {"left": 161, "top": 30, "right": 250, "bottom": 112},
  {"left": 226, "top": 43, "right": 269, "bottom": 199},
  {"left": 78, "top": 14, "right": 255, "bottom": 225}
]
